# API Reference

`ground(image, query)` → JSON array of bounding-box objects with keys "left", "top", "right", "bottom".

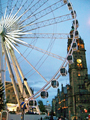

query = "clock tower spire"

[{"left": 67, "top": 26, "right": 90, "bottom": 119}]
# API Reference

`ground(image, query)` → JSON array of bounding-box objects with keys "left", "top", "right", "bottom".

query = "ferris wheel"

[{"left": 0, "top": 0, "right": 79, "bottom": 113}]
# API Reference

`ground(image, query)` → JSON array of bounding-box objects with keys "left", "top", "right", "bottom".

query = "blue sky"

[
  {"left": 1, "top": 0, "right": 90, "bottom": 105},
  {"left": 71, "top": 0, "right": 90, "bottom": 74},
  {"left": 37, "top": 0, "right": 90, "bottom": 105},
  {"left": 39, "top": 0, "right": 90, "bottom": 105}
]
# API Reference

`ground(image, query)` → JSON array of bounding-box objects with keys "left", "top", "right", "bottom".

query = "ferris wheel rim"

[{"left": 0, "top": 0, "right": 77, "bottom": 104}]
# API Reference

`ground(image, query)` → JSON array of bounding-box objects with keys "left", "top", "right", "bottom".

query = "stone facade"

[
  {"left": 5, "top": 81, "right": 31, "bottom": 104},
  {"left": 52, "top": 85, "right": 68, "bottom": 119},
  {"left": 5, "top": 81, "right": 19, "bottom": 104},
  {"left": 52, "top": 28, "right": 90, "bottom": 120},
  {"left": 67, "top": 28, "right": 90, "bottom": 119}
]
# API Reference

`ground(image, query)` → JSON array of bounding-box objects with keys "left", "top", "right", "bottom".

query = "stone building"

[
  {"left": 67, "top": 27, "right": 90, "bottom": 119},
  {"left": 5, "top": 81, "right": 31, "bottom": 104},
  {"left": 52, "top": 84, "right": 68, "bottom": 118},
  {"left": 5, "top": 81, "right": 33, "bottom": 111},
  {"left": 52, "top": 27, "right": 90, "bottom": 120}
]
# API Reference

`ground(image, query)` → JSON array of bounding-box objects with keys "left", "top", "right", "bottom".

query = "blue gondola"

[
  {"left": 67, "top": 54, "right": 73, "bottom": 64},
  {"left": 29, "top": 99, "right": 37, "bottom": 106},
  {"left": 75, "top": 31, "right": 79, "bottom": 38},
  {"left": 60, "top": 67, "right": 67, "bottom": 76},
  {"left": 71, "top": 10, "right": 76, "bottom": 19},
  {"left": 72, "top": 42, "right": 78, "bottom": 51},
  {"left": 41, "top": 90, "right": 48, "bottom": 99},
  {"left": 67, "top": 3, "right": 72, "bottom": 10},
  {"left": 51, "top": 79, "right": 59, "bottom": 88},
  {"left": 73, "top": 20, "right": 79, "bottom": 28}
]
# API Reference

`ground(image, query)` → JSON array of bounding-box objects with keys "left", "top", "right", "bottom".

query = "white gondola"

[
  {"left": 51, "top": 79, "right": 59, "bottom": 88},
  {"left": 71, "top": 10, "right": 76, "bottom": 19},
  {"left": 73, "top": 20, "right": 79, "bottom": 28},
  {"left": 41, "top": 90, "right": 48, "bottom": 99},
  {"left": 60, "top": 67, "right": 67, "bottom": 76},
  {"left": 72, "top": 41, "right": 78, "bottom": 51},
  {"left": 75, "top": 31, "right": 79, "bottom": 38},
  {"left": 67, "top": 54, "right": 73, "bottom": 64},
  {"left": 67, "top": 3, "right": 73, "bottom": 10},
  {"left": 29, "top": 99, "right": 37, "bottom": 106},
  {"left": 63, "top": 0, "right": 67, "bottom": 4}
]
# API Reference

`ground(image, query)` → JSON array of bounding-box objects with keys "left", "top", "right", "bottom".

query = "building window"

[
  {"left": 11, "top": 89, "right": 14, "bottom": 93},
  {"left": 77, "top": 63, "right": 83, "bottom": 68},
  {"left": 8, "top": 90, "right": 10, "bottom": 92},
  {"left": 78, "top": 76, "right": 83, "bottom": 80},
  {"left": 12, "top": 97, "right": 15, "bottom": 99},
  {"left": 80, "top": 44, "right": 84, "bottom": 49},
  {"left": 7, "top": 95, "right": 10, "bottom": 99},
  {"left": 78, "top": 72, "right": 81, "bottom": 76}
]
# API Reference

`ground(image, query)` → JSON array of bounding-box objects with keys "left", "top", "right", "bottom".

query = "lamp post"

[
  {"left": 46, "top": 100, "right": 49, "bottom": 105},
  {"left": 21, "top": 78, "right": 26, "bottom": 120},
  {"left": 46, "top": 100, "right": 49, "bottom": 115},
  {"left": 46, "top": 100, "right": 49, "bottom": 108}
]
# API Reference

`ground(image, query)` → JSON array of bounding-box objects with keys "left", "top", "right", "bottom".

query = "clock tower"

[{"left": 67, "top": 27, "right": 90, "bottom": 119}]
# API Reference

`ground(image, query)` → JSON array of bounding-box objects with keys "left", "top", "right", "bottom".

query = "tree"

[
  {"left": 0, "top": 81, "right": 5, "bottom": 111},
  {"left": 38, "top": 100, "right": 46, "bottom": 113}
]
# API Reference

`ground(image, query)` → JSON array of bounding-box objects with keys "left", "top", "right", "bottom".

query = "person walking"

[{"left": 58, "top": 117, "right": 62, "bottom": 120}]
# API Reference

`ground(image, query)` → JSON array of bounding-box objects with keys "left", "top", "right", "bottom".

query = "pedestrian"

[
  {"left": 40, "top": 117, "right": 42, "bottom": 120},
  {"left": 58, "top": 117, "right": 62, "bottom": 120}
]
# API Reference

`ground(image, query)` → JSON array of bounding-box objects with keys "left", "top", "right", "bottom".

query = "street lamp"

[
  {"left": 46, "top": 100, "right": 49, "bottom": 107},
  {"left": 47, "top": 101, "right": 49, "bottom": 104},
  {"left": 21, "top": 78, "right": 27, "bottom": 120},
  {"left": 46, "top": 100, "right": 49, "bottom": 115}
]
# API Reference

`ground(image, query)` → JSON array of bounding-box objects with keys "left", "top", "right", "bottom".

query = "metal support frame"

[
  {"left": 9, "top": 49, "right": 25, "bottom": 98},
  {"left": 10, "top": 49, "right": 40, "bottom": 114},
  {"left": 0, "top": 35, "right": 4, "bottom": 83},
  {"left": 1, "top": 37, "right": 21, "bottom": 109}
]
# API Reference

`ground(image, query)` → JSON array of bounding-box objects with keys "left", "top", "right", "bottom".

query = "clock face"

[{"left": 77, "top": 59, "right": 82, "bottom": 63}]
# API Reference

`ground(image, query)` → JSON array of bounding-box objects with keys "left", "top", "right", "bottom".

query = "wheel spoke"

[
  {"left": 0, "top": 0, "right": 76, "bottom": 111},
  {"left": 20, "top": 0, "right": 66, "bottom": 24},
  {"left": 0, "top": 0, "right": 3, "bottom": 18},
  {"left": 20, "top": 33, "right": 69, "bottom": 39},
  {"left": 22, "top": 14, "right": 72, "bottom": 32},
  {"left": 5, "top": 37, "right": 48, "bottom": 82},
  {"left": 20, "top": 42, "right": 65, "bottom": 61}
]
